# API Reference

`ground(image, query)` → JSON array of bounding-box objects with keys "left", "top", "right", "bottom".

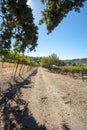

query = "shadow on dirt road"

[{"left": 0, "top": 69, "right": 47, "bottom": 130}]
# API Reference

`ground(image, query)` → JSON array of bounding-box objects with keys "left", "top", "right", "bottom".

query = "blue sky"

[{"left": 28, "top": 1, "right": 87, "bottom": 60}]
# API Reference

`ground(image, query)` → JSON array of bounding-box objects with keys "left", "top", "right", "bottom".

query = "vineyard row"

[{"left": 49, "top": 66, "right": 87, "bottom": 81}]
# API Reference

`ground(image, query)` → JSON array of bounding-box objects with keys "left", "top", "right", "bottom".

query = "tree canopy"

[
  {"left": 40, "top": 0, "right": 86, "bottom": 34},
  {"left": 0, "top": 0, "right": 38, "bottom": 56},
  {"left": 0, "top": 0, "right": 86, "bottom": 57}
]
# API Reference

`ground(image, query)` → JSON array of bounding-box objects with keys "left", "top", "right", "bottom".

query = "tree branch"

[{"left": 0, "top": 14, "right": 4, "bottom": 19}]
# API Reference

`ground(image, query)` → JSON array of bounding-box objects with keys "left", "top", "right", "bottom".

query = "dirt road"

[
  {"left": 21, "top": 67, "right": 87, "bottom": 130},
  {"left": 0, "top": 67, "right": 87, "bottom": 130}
]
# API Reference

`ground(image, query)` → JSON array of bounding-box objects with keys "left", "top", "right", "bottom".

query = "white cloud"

[{"left": 27, "top": 0, "right": 32, "bottom": 6}]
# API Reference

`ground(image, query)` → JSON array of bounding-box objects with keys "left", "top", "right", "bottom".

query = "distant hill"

[{"left": 63, "top": 58, "right": 87, "bottom": 65}]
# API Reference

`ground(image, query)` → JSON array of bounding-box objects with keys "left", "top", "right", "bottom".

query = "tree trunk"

[
  {"left": 22, "top": 65, "right": 25, "bottom": 74},
  {"left": 19, "top": 63, "right": 24, "bottom": 76},
  {"left": 13, "top": 62, "right": 19, "bottom": 80},
  {"left": 11, "top": 63, "right": 16, "bottom": 78}
]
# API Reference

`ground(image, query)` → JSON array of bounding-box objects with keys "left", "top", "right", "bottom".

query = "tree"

[
  {"left": 0, "top": 0, "right": 86, "bottom": 56},
  {"left": 40, "top": 53, "right": 59, "bottom": 67},
  {"left": 0, "top": 0, "right": 38, "bottom": 79},
  {"left": 0, "top": 0, "right": 38, "bottom": 56},
  {"left": 40, "top": 0, "right": 86, "bottom": 34}
]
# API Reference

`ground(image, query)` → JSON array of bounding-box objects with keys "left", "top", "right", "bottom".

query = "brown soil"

[{"left": 0, "top": 67, "right": 87, "bottom": 130}]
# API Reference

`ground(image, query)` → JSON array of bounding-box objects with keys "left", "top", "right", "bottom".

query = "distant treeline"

[{"left": 63, "top": 58, "right": 87, "bottom": 66}]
